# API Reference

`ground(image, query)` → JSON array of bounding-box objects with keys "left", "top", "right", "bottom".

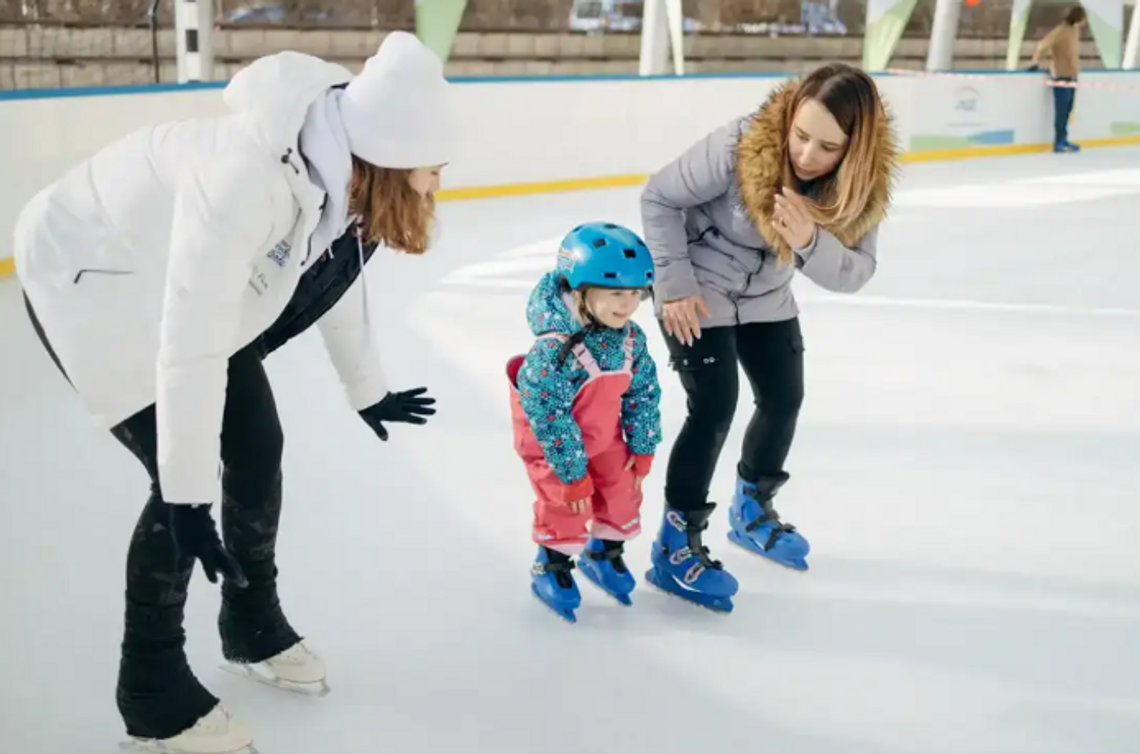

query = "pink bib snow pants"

[{"left": 507, "top": 333, "right": 643, "bottom": 556}]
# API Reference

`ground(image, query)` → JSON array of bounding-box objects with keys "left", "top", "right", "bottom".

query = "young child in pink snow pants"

[{"left": 506, "top": 222, "right": 662, "bottom": 622}]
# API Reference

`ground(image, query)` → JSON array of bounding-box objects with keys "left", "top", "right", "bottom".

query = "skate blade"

[
  {"left": 219, "top": 661, "right": 331, "bottom": 698},
  {"left": 120, "top": 740, "right": 258, "bottom": 754},
  {"left": 727, "top": 531, "right": 810, "bottom": 572},
  {"left": 531, "top": 584, "right": 578, "bottom": 623},
  {"left": 644, "top": 569, "right": 734, "bottom": 614},
  {"left": 578, "top": 568, "right": 634, "bottom": 606}
]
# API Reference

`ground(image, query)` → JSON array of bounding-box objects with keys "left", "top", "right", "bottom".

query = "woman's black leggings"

[
  {"left": 660, "top": 317, "right": 805, "bottom": 511},
  {"left": 25, "top": 297, "right": 299, "bottom": 739}
]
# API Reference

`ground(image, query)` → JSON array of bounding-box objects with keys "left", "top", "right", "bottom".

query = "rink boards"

[{"left": 2, "top": 67, "right": 1140, "bottom": 277}]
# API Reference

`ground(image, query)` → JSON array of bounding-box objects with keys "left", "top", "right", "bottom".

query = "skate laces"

[
  {"left": 271, "top": 642, "right": 318, "bottom": 666},
  {"left": 192, "top": 705, "right": 234, "bottom": 734}
]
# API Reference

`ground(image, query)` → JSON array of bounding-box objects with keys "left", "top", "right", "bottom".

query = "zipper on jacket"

[
  {"left": 73, "top": 268, "right": 133, "bottom": 284},
  {"left": 739, "top": 259, "right": 761, "bottom": 296},
  {"left": 257, "top": 226, "right": 375, "bottom": 357},
  {"left": 280, "top": 148, "right": 300, "bottom": 175}
]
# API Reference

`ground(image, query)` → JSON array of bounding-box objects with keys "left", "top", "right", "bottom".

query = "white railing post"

[
  {"left": 176, "top": 0, "right": 214, "bottom": 83},
  {"left": 926, "top": 0, "right": 962, "bottom": 70}
]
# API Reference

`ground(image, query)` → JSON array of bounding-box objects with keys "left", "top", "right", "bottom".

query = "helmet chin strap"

[{"left": 577, "top": 291, "right": 604, "bottom": 331}]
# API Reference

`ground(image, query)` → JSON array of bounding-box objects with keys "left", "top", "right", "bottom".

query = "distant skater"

[
  {"left": 639, "top": 62, "right": 899, "bottom": 611},
  {"left": 507, "top": 222, "right": 662, "bottom": 622},
  {"left": 1030, "top": 4, "right": 1087, "bottom": 152},
  {"left": 14, "top": 32, "right": 453, "bottom": 754}
]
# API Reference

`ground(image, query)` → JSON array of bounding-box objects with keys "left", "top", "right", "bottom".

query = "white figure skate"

[
  {"left": 120, "top": 704, "right": 255, "bottom": 754},
  {"left": 220, "top": 641, "right": 329, "bottom": 697}
]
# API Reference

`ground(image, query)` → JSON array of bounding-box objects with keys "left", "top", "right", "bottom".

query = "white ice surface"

[{"left": 2, "top": 148, "right": 1140, "bottom": 754}]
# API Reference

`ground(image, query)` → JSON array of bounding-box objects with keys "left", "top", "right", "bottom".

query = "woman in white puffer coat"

[{"left": 14, "top": 31, "right": 454, "bottom": 754}]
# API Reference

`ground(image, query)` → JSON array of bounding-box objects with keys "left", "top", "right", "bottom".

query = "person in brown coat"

[{"left": 1031, "top": 4, "right": 1087, "bottom": 152}]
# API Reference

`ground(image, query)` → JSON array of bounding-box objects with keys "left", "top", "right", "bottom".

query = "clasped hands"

[{"left": 661, "top": 186, "right": 817, "bottom": 348}]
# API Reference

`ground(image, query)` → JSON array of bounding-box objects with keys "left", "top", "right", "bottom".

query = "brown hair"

[
  {"left": 1064, "top": 5, "right": 1087, "bottom": 25},
  {"left": 349, "top": 156, "right": 435, "bottom": 255},
  {"left": 782, "top": 62, "right": 887, "bottom": 234}
]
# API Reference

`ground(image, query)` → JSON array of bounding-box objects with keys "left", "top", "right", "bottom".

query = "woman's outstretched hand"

[
  {"left": 168, "top": 504, "right": 247, "bottom": 587},
  {"left": 359, "top": 387, "right": 437, "bottom": 441},
  {"left": 772, "top": 187, "right": 817, "bottom": 250},
  {"left": 661, "top": 295, "right": 710, "bottom": 347}
]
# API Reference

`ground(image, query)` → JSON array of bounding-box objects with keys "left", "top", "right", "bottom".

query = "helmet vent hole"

[
  {"left": 622, "top": 248, "right": 637, "bottom": 258},
  {"left": 603, "top": 272, "right": 618, "bottom": 279},
  {"left": 592, "top": 238, "right": 607, "bottom": 249}
]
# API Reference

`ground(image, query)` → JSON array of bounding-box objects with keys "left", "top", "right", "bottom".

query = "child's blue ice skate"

[
  {"left": 645, "top": 504, "right": 738, "bottom": 613},
  {"left": 531, "top": 547, "right": 581, "bottom": 623},
  {"left": 727, "top": 473, "right": 810, "bottom": 571},
  {"left": 578, "top": 537, "right": 636, "bottom": 606}
]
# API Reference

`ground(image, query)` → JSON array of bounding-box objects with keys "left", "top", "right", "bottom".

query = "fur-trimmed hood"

[{"left": 736, "top": 79, "right": 899, "bottom": 263}]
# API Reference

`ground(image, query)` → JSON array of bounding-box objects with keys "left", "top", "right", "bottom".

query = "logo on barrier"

[
  {"left": 954, "top": 85, "right": 979, "bottom": 113},
  {"left": 908, "top": 78, "right": 1015, "bottom": 150}
]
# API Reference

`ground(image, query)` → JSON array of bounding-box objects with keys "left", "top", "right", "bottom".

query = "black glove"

[
  {"left": 168, "top": 504, "right": 247, "bottom": 587},
  {"left": 358, "top": 386, "right": 436, "bottom": 441}
]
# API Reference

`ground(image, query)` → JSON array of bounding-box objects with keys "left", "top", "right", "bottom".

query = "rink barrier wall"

[{"left": 3, "top": 68, "right": 1140, "bottom": 279}]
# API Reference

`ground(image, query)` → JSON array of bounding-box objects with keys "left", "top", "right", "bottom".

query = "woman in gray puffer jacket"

[{"left": 639, "top": 63, "right": 898, "bottom": 612}]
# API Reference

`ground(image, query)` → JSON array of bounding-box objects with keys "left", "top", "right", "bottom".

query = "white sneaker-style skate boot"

[
  {"left": 121, "top": 703, "right": 254, "bottom": 754},
  {"left": 222, "top": 641, "right": 329, "bottom": 697}
]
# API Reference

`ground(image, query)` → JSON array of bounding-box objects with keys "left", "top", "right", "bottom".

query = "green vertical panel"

[
  {"left": 415, "top": 0, "right": 470, "bottom": 64},
  {"left": 1006, "top": 0, "right": 1035, "bottom": 70},
  {"left": 862, "top": 0, "right": 921, "bottom": 71},
  {"left": 1083, "top": 0, "right": 1124, "bottom": 68}
]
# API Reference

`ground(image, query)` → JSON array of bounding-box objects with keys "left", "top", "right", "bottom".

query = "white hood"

[{"left": 222, "top": 51, "right": 354, "bottom": 156}]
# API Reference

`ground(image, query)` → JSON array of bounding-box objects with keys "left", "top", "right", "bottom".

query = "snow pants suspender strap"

[
  {"left": 570, "top": 342, "right": 602, "bottom": 379},
  {"left": 621, "top": 331, "right": 635, "bottom": 372},
  {"left": 536, "top": 331, "right": 630, "bottom": 379}
]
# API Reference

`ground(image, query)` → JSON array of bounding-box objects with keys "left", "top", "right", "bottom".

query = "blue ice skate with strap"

[
  {"left": 645, "top": 504, "right": 738, "bottom": 613},
  {"left": 531, "top": 547, "right": 581, "bottom": 623},
  {"left": 727, "top": 472, "right": 810, "bottom": 571},
  {"left": 578, "top": 537, "right": 636, "bottom": 606}
]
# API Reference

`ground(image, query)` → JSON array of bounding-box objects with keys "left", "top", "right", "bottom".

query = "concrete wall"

[{"left": 0, "top": 26, "right": 1107, "bottom": 90}]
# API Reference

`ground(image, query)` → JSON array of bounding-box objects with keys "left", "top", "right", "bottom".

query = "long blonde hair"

[
  {"left": 783, "top": 63, "right": 887, "bottom": 235},
  {"left": 349, "top": 156, "right": 435, "bottom": 255}
]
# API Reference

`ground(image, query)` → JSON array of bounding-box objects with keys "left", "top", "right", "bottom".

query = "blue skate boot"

[
  {"left": 727, "top": 472, "right": 810, "bottom": 571},
  {"left": 578, "top": 537, "right": 636, "bottom": 606},
  {"left": 531, "top": 547, "right": 581, "bottom": 623},
  {"left": 645, "top": 504, "right": 738, "bottom": 613}
]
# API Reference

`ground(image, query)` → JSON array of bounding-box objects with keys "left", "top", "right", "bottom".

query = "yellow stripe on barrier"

[
  {"left": 436, "top": 173, "right": 649, "bottom": 202},
  {"left": 898, "top": 135, "right": 1140, "bottom": 164},
  {"left": 899, "top": 143, "right": 1052, "bottom": 163},
  {"left": 1066, "top": 135, "right": 1140, "bottom": 149},
  {"left": 3, "top": 135, "right": 1139, "bottom": 280}
]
